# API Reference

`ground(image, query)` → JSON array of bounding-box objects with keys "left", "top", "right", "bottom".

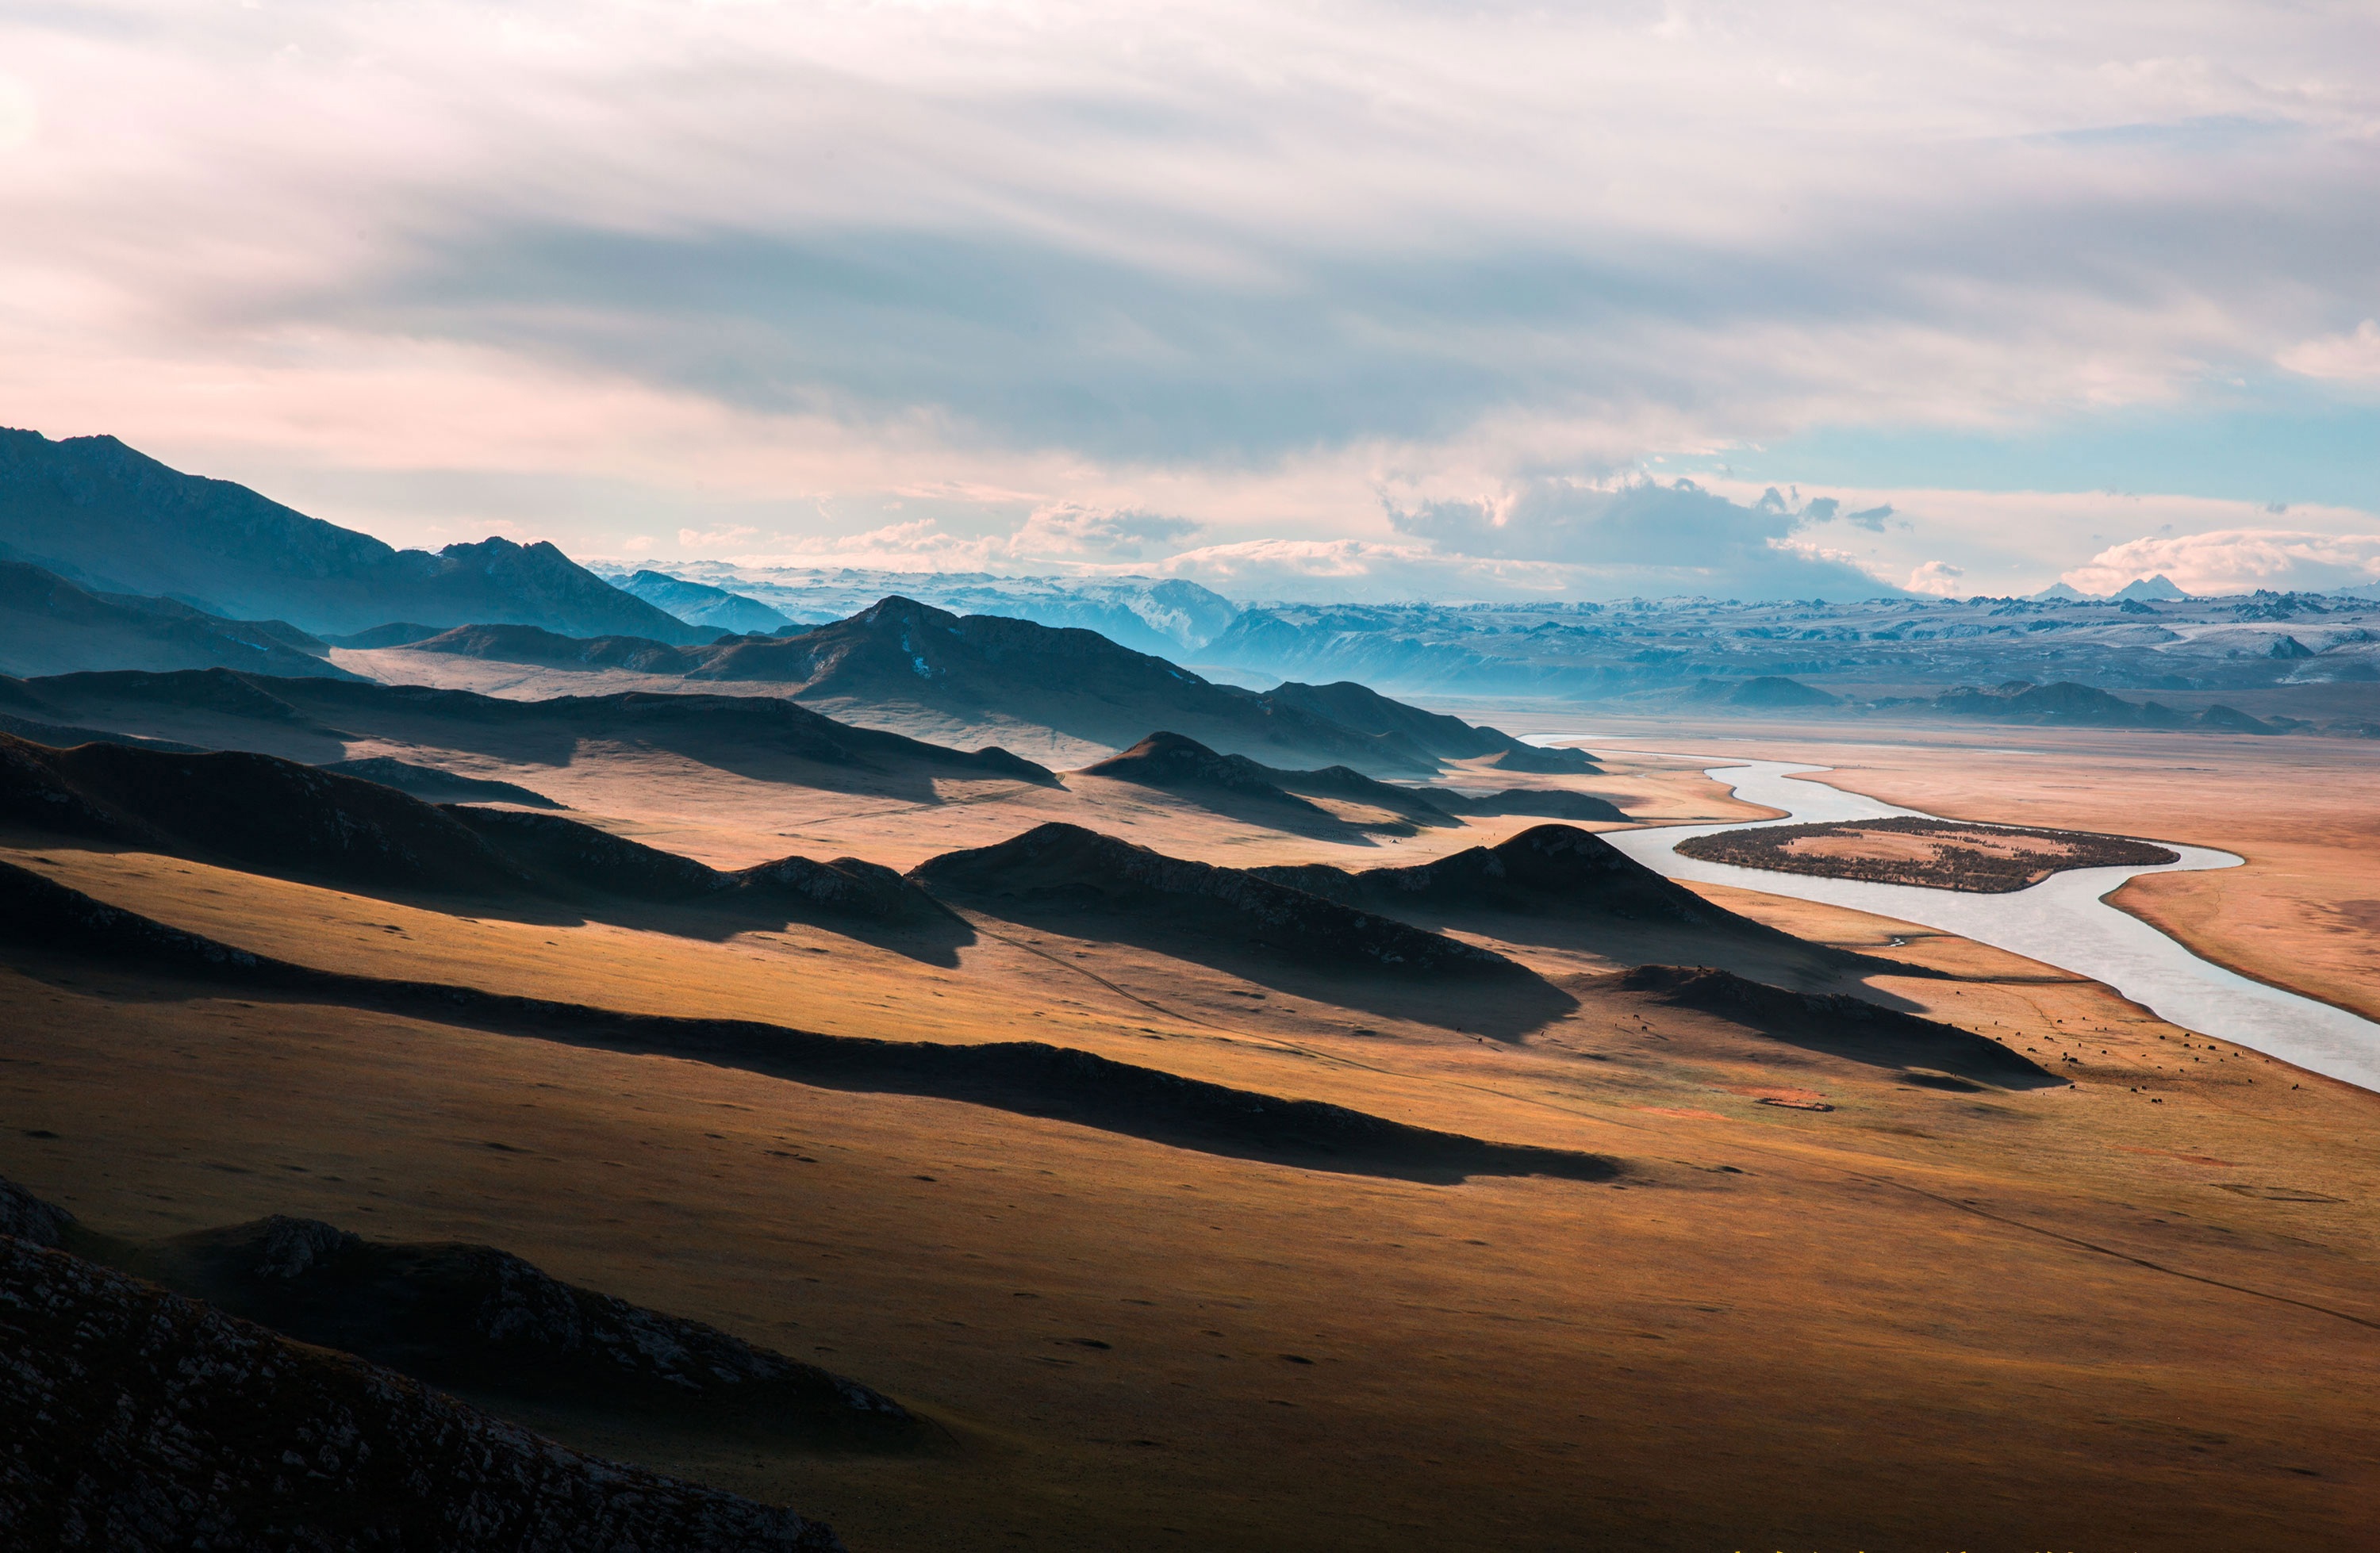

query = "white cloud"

[
  {"left": 1007, "top": 504, "right": 1200, "bottom": 561},
  {"left": 677, "top": 523, "right": 759, "bottom": 550},
  {"left": 1906, "top": 560, "right": 1967, "bottom": 596},
  {"left": 0, "top": 0, "right": 2372, "bottom": 586},
  {"left": 2278, "top": 320, "right": 2380, "bottom": 382},
  {"left": 2063, "top": 529, "right": 2380, "bottom": 596}
]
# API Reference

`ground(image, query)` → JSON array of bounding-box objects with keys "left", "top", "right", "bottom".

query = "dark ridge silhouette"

[
  {"left": 29, "top": 665, "right": 315, "bottom": 723},
  {"left": 0, "top": 729, "right": 532, "bottom": 892},
  {"left": 408, "top": 623, "right": 716, "bottom": 673},
  {"left": 443, "top": 807, "right": 954, "bottom": 926},
  {"left": 697, "top": 597, "right": 1456, "bottom": 773},
  {"left": 913, "top": 822, "right": 1521, "bottom": 977},
  {"left": 610, "top": 569, "right": 796, "bottom": 635},
  {"left": 1616, "top": 964, "right": 2059, "bottom": 1087},
  {"left": 1932, "top": 680, "right": 2190, "bottom": 727},
  {"left": 0, "top": 712, "right": 206, "bottom": 753},
  {"left": 1436, "top": 788, "right": 1626, "bottom": 822},
  {"left": 0, "top": 730, "right": 967, "bottom": 955},
  {"left": 1255, "top": 680, "right": 1598, "bottom": 769},
  {"left": 1080, "top": 730, "right": 1442, "bottom": 835},
  {"left": 439, "top": 803, "right": 720, "bottom": 897},
  {"left": 2, "top": 1176, "right": 922, "bottom": 1453},
  {"left": 1714, "top": 675, "right": 1840, "bottom": 708},
  {"left": 149, "top": 1217, "right": 923, "bottom": 1451},
  {"left": 0, "top": 557, "right": 365, "bottom": 681},
  {"left": 0, "top": 1235, "right": 846, "bottom": 1551},
  {"left": 0, "top": 428, "right": 716, "bottom": 642},
  {"left": 17, "top": 668, "right": 1060, "bottom": 793},
  {"left": 369, "top": 593, "right": 1560, "bottom": 776},
  {"left": 1250, "top": 823, "right": 1729, "bottom": 926},
  {"left": 321, "top": 621, "right": 446, "bottom": 649},
  {"left": 317, "top": 756, "right": 561, "bottom": 807},
  {"left": 1475, "top": 744, "right": 1604, "bottom": 774},
  {"left": 0, "top": 860, "right": 1620, "bottom": 1184},
  {"left": 1249, "top": 825, "right": 1931, "bottom": 991}
]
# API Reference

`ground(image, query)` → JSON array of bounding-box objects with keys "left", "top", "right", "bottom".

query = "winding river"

[{"left": 1544, "top": 746, "right": 2380, "bottom": 1094}]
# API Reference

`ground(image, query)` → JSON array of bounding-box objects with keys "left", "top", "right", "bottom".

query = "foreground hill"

[
  {"left": 0, "top": 558, "right": 363, "bottom": 681},
  {"left": 0, "top": 428, "right": 712, "bottom": 642},
  {"left": 0, "top": 1225, "right": 846, "bottom": 1549},
  {"left": 5, "top": 1174, "right": 921, "bottom": 1455},
  {"left": 360, "top": 596, "right": 1588, "bottom": 776}
]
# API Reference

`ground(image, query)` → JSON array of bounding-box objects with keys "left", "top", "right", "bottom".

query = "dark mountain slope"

[
  {"left": 1086, "top": 731, "right": 1625, "bottom": 829},
  {"left": 1258, "top": 679, "right": 1598, "bottom": 769},
  {"left": 1250, "top": 824, "right": 1913, "bottom": 987},
  {"left": 0, "top": 729, "right": 532, "bottom": 893},
  {"left": 388, "top": 596, "right": 1553, "bottom": 776},
  {"left": 912, "top": 822, "right": 1522, "bottom": 978},
  {"left": 697, "top": 597, "right": 1451, "bottom": 773},
  {"left": 12, "top": 669, "right": 1056, "bottom": 794},
  {"left": 408, "top": 623, "right": 715, "bottom": 672},
  {"left": 0, "top": 860, "right": 1616, "bottom": 1183},
  {"left": 5, "top": 1176, "right": 921, "bottom": 1454},
  {"left": 1441, "top": 788, "right": 1626, "bottom": 822},
  {"left": 1252, "top": 823, "right": 1722, "bottom": 924},
  {"left": 0, "top": 558, "right": 361, "bottom": 680},
  {"left": 0, "top": 730, "right": 958, "bottom": 943},
  {"left": 0, "top": 428, "right": 712, "bottom": 642},
  {"left": 1081, "top": 730, "right": 1464, "bottom": 837},
  {"left": 609, "top": 569, "right": 796, "bottom": 635},
  {"left": 1618, "top": 964, "right": 2056, "bottom": 1087},
  {"left": 316, "top": 756, "right": 560, "bottom": 807},
  {"left": 0, "top": 1233, "right": 846, "bottom": 1551}
]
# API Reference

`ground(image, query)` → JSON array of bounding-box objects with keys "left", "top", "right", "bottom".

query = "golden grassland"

[{"left": 3, "top": 744, "right": 2378, "bottom": 1549}]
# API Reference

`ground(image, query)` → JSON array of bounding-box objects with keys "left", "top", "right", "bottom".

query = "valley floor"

[{"left": 4, "top": 734, "right": 2378, "bottom": 1548}]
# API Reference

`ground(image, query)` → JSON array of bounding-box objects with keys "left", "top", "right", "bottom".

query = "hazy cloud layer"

[
  {"left": 1, "top": 0, "right": 2374, "bottom": 596},
  {"left": 2064, "top": 530, "right": 2380, "bottom": 596}
]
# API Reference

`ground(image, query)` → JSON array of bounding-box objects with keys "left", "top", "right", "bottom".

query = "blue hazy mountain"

[{"left": 0, "top": 429, "right": 711, "bottom": 643}]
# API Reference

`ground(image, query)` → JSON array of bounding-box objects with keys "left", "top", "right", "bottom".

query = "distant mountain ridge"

[
  {"left": 0, "top": 558, "right": 367, "bottom": 681},
  {"left": 363, "top": 595, "right": 1584, "bottom": 776},
  {"left": 625, "top": 563, "right": 1245, "bottom": 658},
  {"left": 0, "top": 428, "right": 712, "bottom": 642}
]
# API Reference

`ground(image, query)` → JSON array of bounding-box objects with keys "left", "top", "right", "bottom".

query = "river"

[{"left": 1547, "top": 747, "right": 2380, "bottom": 1094}]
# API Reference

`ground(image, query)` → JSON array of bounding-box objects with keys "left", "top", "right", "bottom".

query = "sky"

[{"left": 2, "top": 0, "right": 2375, "bottom": 602}]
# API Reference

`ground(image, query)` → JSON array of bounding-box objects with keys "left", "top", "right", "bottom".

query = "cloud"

[
  {"left": 0, "top": 0, "right": 2374, "bottom": 587},
  {"left": 1387, "top": 478, "right": 1895, "bottom": 598},
  {"left": 2278, "top": 321, "right": 2380, "bottom": 382},
  {"left": 2062, "top": 529, "right": 2380, "bottom": 596},
  {"left": 1008, "top": 504, "right": 1201, "bottom": 561},
  {"left": 1843, "top": 504, "right": 1898, "bottom": 531},
  {"left": 678, "top": 524, "right": 759, "bottom": 550},
  {"left": 1151, "top": 539, "right": 1583, "bottom": 602},
  {"left": 1905, "top": 560, "right": 1967, "bottom": 596}
]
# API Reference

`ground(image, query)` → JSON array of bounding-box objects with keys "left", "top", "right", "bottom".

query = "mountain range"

[
  {"left": 0, "top": 429, "right": 711, "bottom": 642},
  {"left": 359, "top": 595, "right": 1590, "bottom": 775}
]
